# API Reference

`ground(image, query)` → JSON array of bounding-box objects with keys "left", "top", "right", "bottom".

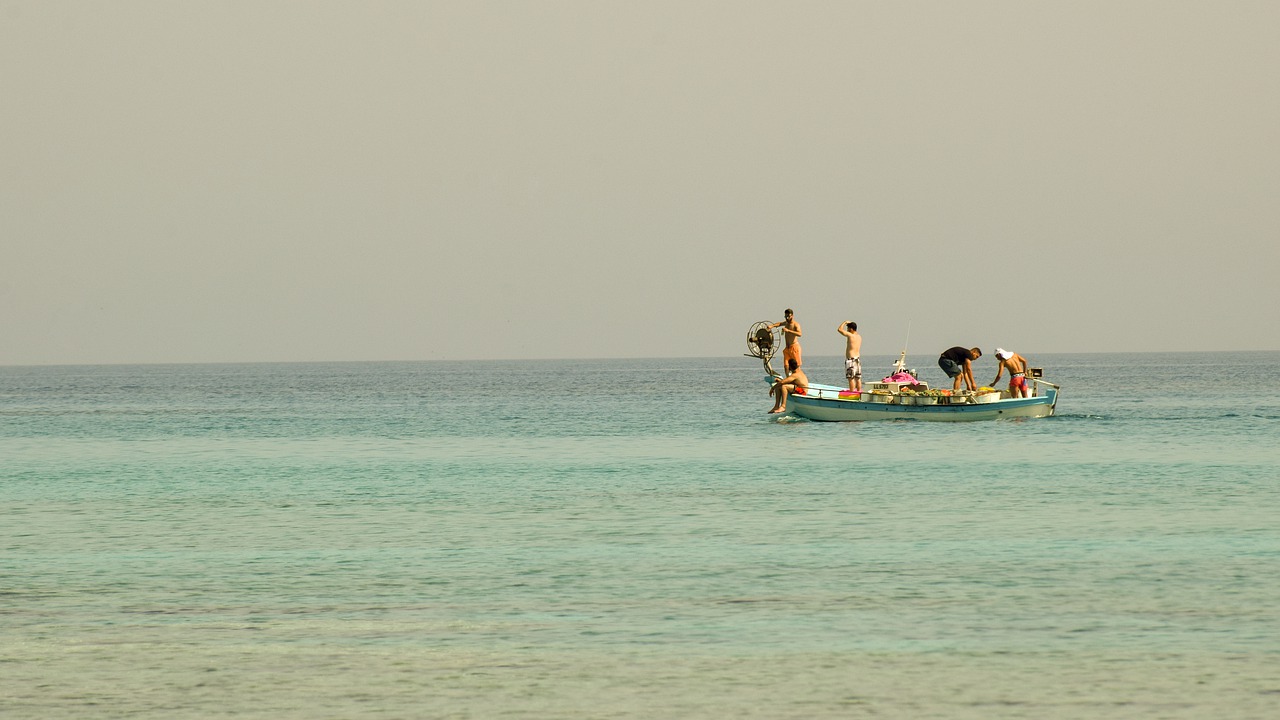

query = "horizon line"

[{"left": 3, "top": 349, "right": 1278, "bottom": 370}]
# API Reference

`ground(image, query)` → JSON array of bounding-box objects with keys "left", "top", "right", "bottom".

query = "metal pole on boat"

[{"left": 892, "top": 322, "right": 911, "bottom": 375}]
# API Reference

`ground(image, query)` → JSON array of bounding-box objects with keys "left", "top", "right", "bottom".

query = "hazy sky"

[{"left": 3, "top": 1, "right": 1277, "bottom": 365}]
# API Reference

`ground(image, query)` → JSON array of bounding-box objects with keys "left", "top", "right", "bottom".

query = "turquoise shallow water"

[{"left": 3, "top": 353, "right": 1279, "bottom": 718}]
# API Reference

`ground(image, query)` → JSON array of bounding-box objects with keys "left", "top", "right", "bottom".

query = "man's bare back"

[
  {"left": 992, "top": 349, "right": 1030, "bottom": 398},
  {"left": 837, "top": 321, "right": 863, "bottom": 392},
  {"left": 838, "top": 321, "right": 861, "bottom": 358}
]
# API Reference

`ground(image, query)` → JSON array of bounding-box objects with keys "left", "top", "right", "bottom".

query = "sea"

[{"left": 2, "top": 352, "right": 1279, "bottom": 719}]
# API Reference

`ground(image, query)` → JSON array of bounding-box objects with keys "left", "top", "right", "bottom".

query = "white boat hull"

[{"left": 780, "top": 383, "right": 1058, "bottom": 422}]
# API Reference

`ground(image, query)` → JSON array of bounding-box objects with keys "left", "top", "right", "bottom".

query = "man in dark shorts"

[{"left": 938, "top": 346, "right": 981, "bottom": 391}]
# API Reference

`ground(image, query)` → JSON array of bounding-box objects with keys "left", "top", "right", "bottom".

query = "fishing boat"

[
  {"left": 745, "top": 321, "right": 1060, "bottom": 422},
  {"left": 771, "top": 379, "right": 1058, "bottom": 422}
]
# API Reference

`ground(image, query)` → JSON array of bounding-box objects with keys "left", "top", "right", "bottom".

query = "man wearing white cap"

[{"left": 991, "top": 348, "right": 1030, "bottom": 398}]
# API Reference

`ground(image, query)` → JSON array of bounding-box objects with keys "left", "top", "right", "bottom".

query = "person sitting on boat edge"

[
  {"left": 992, "top": 348, "right": 1030, "bottom": 398},
  {"left": 836, "top": 320, "right": 862, "bottom": 393},
  {"left": 768, "top": 309, "right": 802, "bottom": 371},
  {"left": 938, "top": 346, "right": 981, "bottom": 392},
  {"left": 768, "top": 358, "right": 809, "bottom": 414}
]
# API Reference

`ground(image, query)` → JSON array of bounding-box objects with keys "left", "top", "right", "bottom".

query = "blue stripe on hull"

[{"left": 786, "top": 388, "right": 1057, "bottom": 422}]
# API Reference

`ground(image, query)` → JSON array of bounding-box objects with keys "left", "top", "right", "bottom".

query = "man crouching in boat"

[{"left": 768, "top": 358, "right": 809, "bottom": 414}]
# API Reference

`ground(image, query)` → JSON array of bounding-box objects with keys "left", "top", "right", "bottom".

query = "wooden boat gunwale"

[{"left": 771, "top": 378, "right": 1060, "bottom": 422}]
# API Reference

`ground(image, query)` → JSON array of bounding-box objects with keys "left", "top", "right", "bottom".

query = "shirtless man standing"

[
  {"left": 769, "top": 309, "right": 802, "bottom": 370},
  {"left": 991, "top": 348, "right": 1031, "bottom": 398},
  {"left": 837, "top": 320, "right": 862, "bottom": 392}
]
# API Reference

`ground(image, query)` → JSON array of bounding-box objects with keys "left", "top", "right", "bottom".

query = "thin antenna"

[{"left": 893, "top": 321, "right": 912, "bottom": 375}]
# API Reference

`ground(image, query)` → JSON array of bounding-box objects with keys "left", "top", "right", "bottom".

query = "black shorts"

[{"left": 938, "top": 357, "right": 962, "bottom": 378}]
